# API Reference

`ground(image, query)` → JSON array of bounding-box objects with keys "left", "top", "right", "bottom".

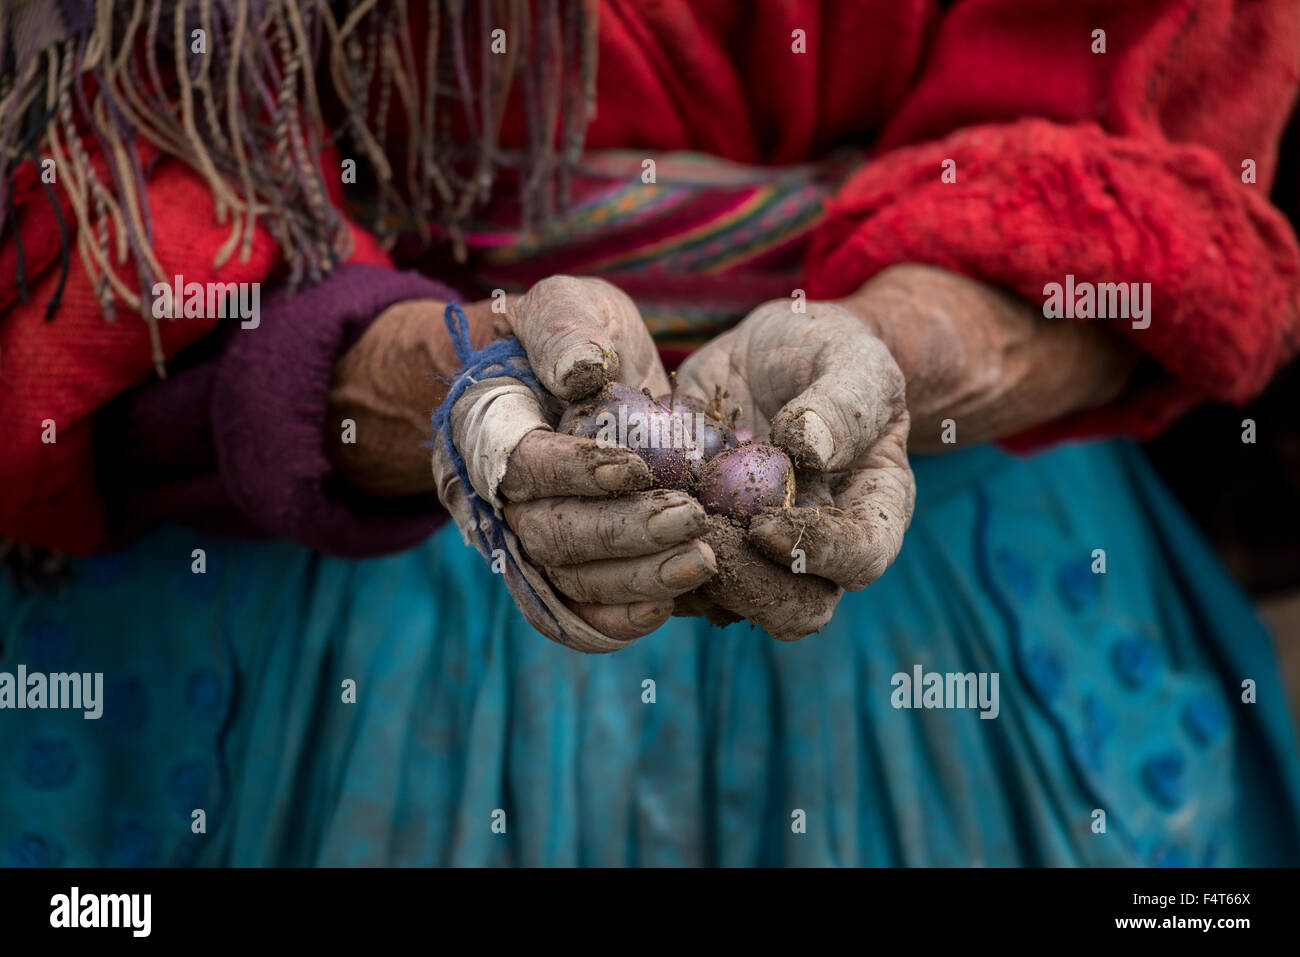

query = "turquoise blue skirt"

[{"left": 4, "top": 440, "right": 1299, "bottom": 866}]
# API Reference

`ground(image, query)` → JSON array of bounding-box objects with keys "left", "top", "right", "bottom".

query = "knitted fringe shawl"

[{"left": 0, "top": 0, "right": 598, "bottom": 370}]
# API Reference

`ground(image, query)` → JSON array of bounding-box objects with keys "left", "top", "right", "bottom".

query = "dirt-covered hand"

[
  {"left": 431, "top": 276, "right": 716, "bottom": 651},
  {"left": 673, "top": 300, "right": 915, "bottom": 640}
]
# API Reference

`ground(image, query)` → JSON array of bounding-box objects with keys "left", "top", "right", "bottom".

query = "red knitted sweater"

[{"left": 3, "top": 0, "right": 1298, "bottom": 552}]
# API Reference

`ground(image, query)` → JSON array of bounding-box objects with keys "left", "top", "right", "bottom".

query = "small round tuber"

[{"left": 696, "top": 443, "right": 796, "bottom": 519}]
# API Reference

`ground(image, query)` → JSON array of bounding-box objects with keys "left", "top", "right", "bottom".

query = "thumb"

[
  {"left": 763, "top": 303, "right": 907, "bottom": 471},
  {"left": 506, "top": 276, "right": 643, "bottom": 399}
]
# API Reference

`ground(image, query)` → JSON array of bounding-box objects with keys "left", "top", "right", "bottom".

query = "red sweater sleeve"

[
  {"left": 803, "top": 0, "right": 1300, "bottom": 446},
  {"left": 0, "top": 143, "right": 391, "bottom": 553}
]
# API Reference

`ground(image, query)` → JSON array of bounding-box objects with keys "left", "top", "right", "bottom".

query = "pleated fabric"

[{"left": 4, "top": 441, "right": 1299, "bottom": 867}]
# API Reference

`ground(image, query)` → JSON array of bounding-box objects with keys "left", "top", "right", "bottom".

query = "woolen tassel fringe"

[{"left": 0, "top": 0, "right": 598, "bottom": 373}]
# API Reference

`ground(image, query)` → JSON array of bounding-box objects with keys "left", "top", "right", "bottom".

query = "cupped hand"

[
  {"left": 672, "top": 299, "right": 915, "bottom": 640},
  {"left": 430, "top": 276, "right": 717, "bottom": 650}
]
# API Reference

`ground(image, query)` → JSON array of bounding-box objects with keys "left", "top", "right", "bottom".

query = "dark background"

[{"left": 1144, "top": 105, "right": 1300, "bottom": 720}]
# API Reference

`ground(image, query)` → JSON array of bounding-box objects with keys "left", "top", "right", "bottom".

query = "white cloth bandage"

[
  {"left": 449, "top": 377, "right": 551, "bottom": 513},
  {"left": 432, "top": 377, "right": 633, "bottom": 654}
]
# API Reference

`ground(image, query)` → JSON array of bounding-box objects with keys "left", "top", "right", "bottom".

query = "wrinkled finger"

[
  {"left": 736, "top": 301, "right": 906, "bottom": 471},
  {"left": 545, "top": 540, "right": 717, "bottom": 604},
  {"left": 695, "top": 516, "right": 842, "bottom": 641},
  {"left": 768, "top": 315, "right": 905, "bottom": 470},
  {"left": 431, "top": 436, "right": 478, "bottom": 539},
  {"left": 566, "top": 598, "right": 674, "bottom": 640},
  {"left": 500, "top": 429, "right": 651, "bottom": 501},
  {"left": 505, "top": 490, "right": 707, "bottom": 565},
  {"left": 673, "top": 326, "right": 767, "bottom": 435},
  {"left": 748, "top": 418, "right": 915, "bottom": 590},
  {"left": 448, "top": 375, "right": 560, "bottom": 507},
  {"left": 507, "top": 276, "right": 667, "bottom": 399}
]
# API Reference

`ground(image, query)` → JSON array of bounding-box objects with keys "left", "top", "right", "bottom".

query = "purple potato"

[
  {"left": 657, "top": 393, "right": 707, "bottom": 415},
  {"left": 629, "top": 396, "right": 692, "bottom": 487},
  {"left": 558, "top": 382, "right": 644, "bottom": 439},
  {"left": 557, "top": 402, "right": 594, "bottom": 438},
  {"left": 732, "top": 427, "right": 758, "bottom": 444},
  {"left": 696, "top": 443, "right": 796, "bottom": 519},
  {"left": 688, "top": 416, "right": 738, "bottom": 464},
  {"left": 561, "top": 383, "right": 691, "bottom": 489},
  {"left": 636, "top": 443, "right": 691, "bottom": 489},
  {"left": 654, "top": 393, "right": 737, "bottom": 465}
]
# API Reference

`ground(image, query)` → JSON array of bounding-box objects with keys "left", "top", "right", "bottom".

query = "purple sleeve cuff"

[
  {"left": 100, "top": 263, "right": 461, "bottom": 557},
  {"left": 210, "top": 263, "right": 458, "bottom": 556}
]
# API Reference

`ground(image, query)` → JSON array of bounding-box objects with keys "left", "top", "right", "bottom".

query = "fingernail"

[
  {"left": 795, "top": 410, "right": 835, "bottom": 469},
  {"left": 628, "top": 601, "right": 665, "bottom": 629},
  {"left": 646, "top": 502, "right": 704, "bottom": 545},
  {"left": 749, "top": 518, "right": 792, "bottom": 552},
  {"left": 594, "top": 458, "right": 649, "bottom": 491},
  {"left": 659, "top": 547, "right": 713, "bottom": 589},
  {"left": 555, "top": 343, "right": 607, "bottom": 391}
]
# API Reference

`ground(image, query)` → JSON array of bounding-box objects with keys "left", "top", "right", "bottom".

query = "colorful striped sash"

[{"left": 452, "top": 150, "right": 861, "bottom": 365}]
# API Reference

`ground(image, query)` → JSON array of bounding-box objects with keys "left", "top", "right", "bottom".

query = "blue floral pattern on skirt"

[{"left": 3, "top": 440, "right": 1299, "bottom": 866}]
